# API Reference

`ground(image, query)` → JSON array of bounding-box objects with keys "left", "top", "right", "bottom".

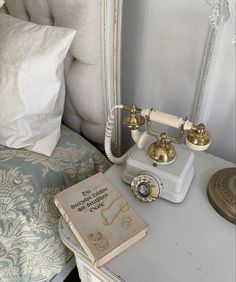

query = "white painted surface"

[
  {"left": 205, "top": 3, "right": 235, "bottom": 162},
  {"left": 121, "top": 0, "right": 235, "bottom": 162},
  {"left": 59, "top": 154, "right": 235, "bottom": 282}
]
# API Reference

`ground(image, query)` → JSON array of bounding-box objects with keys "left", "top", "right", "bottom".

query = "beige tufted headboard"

[{"left": 0, "top": 0, "right": 122, "bottom": 149}]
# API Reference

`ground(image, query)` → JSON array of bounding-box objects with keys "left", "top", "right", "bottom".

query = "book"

[{"left": 54, "top": 172, "right": 148, "bottom": 267}]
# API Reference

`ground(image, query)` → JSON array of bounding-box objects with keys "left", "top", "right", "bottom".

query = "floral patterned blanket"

[{"left": 0, "top": 126, "right": 110, "bottom": 282}]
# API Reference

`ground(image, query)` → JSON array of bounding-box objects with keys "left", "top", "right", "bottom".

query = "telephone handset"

[{"left": 105, "top": 104, "right": 211, "bottom": 203}]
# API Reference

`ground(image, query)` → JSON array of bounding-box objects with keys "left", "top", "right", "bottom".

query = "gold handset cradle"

[
  {"left": 105, "top": 104, "right": 211, "bottom": 203},
  {"left": 123, "top": 104, "right": 145, "bottom": 130}
]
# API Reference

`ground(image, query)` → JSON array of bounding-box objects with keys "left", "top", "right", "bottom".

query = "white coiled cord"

[{"left": 105, "top": 105, "right": 135, "bottom": 164}]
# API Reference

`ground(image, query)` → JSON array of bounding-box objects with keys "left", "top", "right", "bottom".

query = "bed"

[{"left": 0, "top": 0, "right": 122, "bottom": 281}]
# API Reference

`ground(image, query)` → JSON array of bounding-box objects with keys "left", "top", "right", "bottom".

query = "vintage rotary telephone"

[{"left": 105, "top": 104, "right": 211, "bottom": 203}]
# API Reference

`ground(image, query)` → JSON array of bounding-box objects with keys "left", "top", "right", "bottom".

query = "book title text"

[{"left": 71, "top": 186, "right": 109, "bottom": 213}]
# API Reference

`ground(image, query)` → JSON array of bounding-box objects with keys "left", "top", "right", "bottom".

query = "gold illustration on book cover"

[
  {"left": 70, "top": 183, "right": 133, "bottom": 251},
  {"left": 101, "top": 196, "right": 130, "bottom": 225},
  {"left": 88, "top": 232, "right": 110, "bottom": 251}
]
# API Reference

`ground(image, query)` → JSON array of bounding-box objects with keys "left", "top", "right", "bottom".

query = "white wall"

[{"left": 121, "top": 0, "right": 235, "bottom": 163}]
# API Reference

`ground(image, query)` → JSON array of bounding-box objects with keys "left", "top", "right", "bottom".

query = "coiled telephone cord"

[{"left": 104, "top": 105, "right": 134, "bottom": 164}]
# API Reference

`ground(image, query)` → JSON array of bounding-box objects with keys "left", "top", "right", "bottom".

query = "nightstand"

[{"left": 59, "top": 150, "right": 235, "bottom": 282}]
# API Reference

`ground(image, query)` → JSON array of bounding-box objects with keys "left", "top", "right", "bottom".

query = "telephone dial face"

[{"left": 131, "top": 174, "right": 162, "bottom": 202}]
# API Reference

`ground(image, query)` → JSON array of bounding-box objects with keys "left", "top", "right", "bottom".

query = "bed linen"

[{"left": 0, "top": 125, "right": 110, "bottom": 282}]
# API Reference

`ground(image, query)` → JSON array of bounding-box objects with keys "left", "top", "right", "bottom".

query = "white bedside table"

[{"left": 59, "top": 150, "right": 235, "bottom": 282}]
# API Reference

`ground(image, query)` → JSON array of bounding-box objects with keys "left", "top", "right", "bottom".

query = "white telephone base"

[{"left": 122, "top": 144, "right": 195, "bottom": 203}]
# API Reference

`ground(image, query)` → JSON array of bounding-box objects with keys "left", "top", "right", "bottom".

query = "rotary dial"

[{"left": 131, "top": 174, "right": 162, "bottom": 202}]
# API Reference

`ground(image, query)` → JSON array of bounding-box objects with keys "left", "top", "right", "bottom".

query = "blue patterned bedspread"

[{"left": 0, "top": 125, "right": 110, "bottom": 282}]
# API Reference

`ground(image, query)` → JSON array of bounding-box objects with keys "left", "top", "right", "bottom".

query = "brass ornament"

[
  {"left": 145, "top": 112, "right": 185, "bottom": 164},
  {"left": 123, "top": 104, "right": 145, "bottom": 130},
  {"left": 207, "top": 167, "right": 236, "bottom": 224},
  {"left": 186, "top": 123, "right": 211, "bottom": 148},
  {"left": 148, "top": 133, "right": 176, "bottom": 163}
]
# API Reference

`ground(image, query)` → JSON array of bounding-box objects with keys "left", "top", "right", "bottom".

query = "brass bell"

[{"left": 148, "top": 133, "right": 176, "bottom": 164}]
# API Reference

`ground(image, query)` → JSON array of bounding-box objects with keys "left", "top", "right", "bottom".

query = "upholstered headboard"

[{"left": 0, "top": 0, "right": 122, "bottom": 149}]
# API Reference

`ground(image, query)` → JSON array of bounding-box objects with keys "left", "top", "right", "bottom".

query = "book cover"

[{"left": 54, "top": 172, "right": 148, "bottom": 267}]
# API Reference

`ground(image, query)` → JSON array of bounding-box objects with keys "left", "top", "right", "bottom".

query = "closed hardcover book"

[{"left": 54, "top": 172, "right": 148, "bottom": 267}]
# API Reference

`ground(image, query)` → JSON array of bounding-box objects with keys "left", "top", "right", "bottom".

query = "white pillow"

[{"left": 0, "top": 13, "right": 76, "bottom": 156}]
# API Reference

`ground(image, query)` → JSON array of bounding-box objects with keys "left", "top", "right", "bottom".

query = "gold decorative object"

[
  {"left": 145, "top": 113, "right": 185, "bottom": 164},
  {"left": 123, "top": 104, "right": 145, "bottom": 130},
  {"left": 148, "top": 132, "right": 176, "bottom": 163},
  {"left": 186, "top": 123, "right": 211, "bottom": 149},
  {"left": 207, "top": 167, "right": 236, "bottom": 224}
]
